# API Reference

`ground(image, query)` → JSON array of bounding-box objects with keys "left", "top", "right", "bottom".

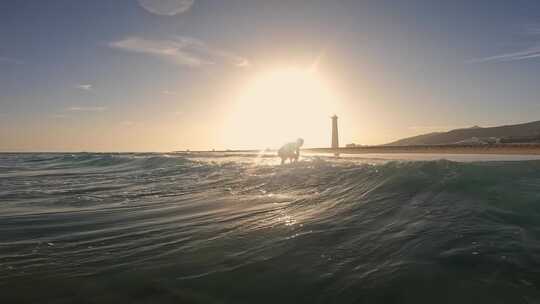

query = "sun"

[{"left": 222, "top": 67, "right": 340, "bottom": 150}]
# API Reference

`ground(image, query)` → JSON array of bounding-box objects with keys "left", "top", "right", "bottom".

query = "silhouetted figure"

[{"left": 278, "top": 138, "right": 304, "bottom": 165}]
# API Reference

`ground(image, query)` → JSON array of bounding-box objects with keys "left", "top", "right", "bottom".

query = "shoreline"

[
  {"left": 306, "top": 144, "right": 540, "bottom": 155},
  {"left": 171, "top": 144, "right": 540, "bottom": 156}
]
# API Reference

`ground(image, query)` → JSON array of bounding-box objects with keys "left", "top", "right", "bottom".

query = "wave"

[{"left": 1, "top": 153, "right": 540, "bottom": 303}]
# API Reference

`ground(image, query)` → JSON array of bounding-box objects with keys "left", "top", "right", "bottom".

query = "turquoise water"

[{"left": 2, "top": 153, "right": 540, "bottom": 303}]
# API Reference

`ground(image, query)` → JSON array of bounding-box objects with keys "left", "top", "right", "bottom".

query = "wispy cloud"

[
  {"left": 109, "top": 36, "right": 250, "bottom": 68},
  {"left": 162, "top": 90, "right": 178, "bottom": 96},
  {"left": 0, "top": 56, "right": 24, "bottom": 65},
  {"left": 522, "top": 22, "right": 540, "bottom": 35},
  {"left": 471, "top": 45, "right": 540, "bottom": 63},
  {"left": 472, "top": 24, "right": 540, "bottom": 63},
  {"left": 75, "top": 84, "right": 93, "bottom": 91},
  {"left": 67, "top": 106, "right": 107, "bottom": 112},
  {"left": 138, "top": 0, "right": 194, "bottom": 16}
]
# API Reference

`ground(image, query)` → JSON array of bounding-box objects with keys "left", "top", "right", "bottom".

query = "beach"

[{"left": 308, "top": 144, "right": 540, "bottom": 155}]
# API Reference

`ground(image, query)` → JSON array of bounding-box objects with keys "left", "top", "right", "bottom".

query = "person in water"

[{"left": 278, "top": 138, "right": 304, "bottom": 165}]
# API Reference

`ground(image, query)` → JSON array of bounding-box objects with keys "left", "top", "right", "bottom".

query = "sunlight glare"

[{"left": 223, "top": 67, "right": 340, "bottom": 149}]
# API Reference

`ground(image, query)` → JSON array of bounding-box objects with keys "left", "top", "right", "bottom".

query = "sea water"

[{"left": 2, "top": 152, "right": 540, "bottom": 303}]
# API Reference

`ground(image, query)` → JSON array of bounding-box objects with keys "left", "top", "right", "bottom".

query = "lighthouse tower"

[{"left": 331, "top": 115, "right": 339, "bottom": 156}]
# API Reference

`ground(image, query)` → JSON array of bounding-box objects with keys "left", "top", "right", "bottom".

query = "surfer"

[{"left": 278, "top": 138, "right": 304, "bottom": 165}]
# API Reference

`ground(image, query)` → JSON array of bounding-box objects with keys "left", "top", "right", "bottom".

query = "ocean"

[{"left": 2, "top": 152, "right": 540, "bottom": 303}]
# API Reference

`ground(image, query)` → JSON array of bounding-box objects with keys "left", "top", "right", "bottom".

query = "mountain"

[{"left": 386, "top": 120, "right": 540, "bottom": 146}]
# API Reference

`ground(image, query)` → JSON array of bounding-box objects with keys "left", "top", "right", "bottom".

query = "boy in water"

[{"left": 278, "top": 138, "right": 304, "bottom": 165}]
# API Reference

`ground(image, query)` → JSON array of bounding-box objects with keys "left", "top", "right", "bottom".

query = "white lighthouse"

[{"left": 331, "top": 115, "right": 339, "bottom": 156}]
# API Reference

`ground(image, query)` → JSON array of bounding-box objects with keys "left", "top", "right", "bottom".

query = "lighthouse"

[{"left": 331, "top": 115, "right": 339, "bottom": 156}]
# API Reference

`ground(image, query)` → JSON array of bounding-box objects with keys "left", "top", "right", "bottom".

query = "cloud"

[
  {"left": 75, "top": 84, "right": 93, "bottom": 91},
  {"left": 138, "top": 0, "right": 194, "bottom": 16},
  {"left": 471, "top": 25, "right": 540, "bottom": 63},
  {"left": 67, "top": 106, "right": 107, "bottom": 112},
  {"left": 470, "top": 45, "right": 540, "bottom": 63},
  {"left": 0, "top": 56, "right": 24, "bottom": 65},
  {"left": 109, "top": 36, "right": 250, "bottom": 68},
  {"left": 527, "top": 28, "right": 540, "bottom": 35},
  {"left": 162, "top": 90, "right": 178, "bottom": 96}
]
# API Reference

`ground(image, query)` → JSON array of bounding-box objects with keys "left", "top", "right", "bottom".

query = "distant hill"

[{"left": 386, "top": 120, "right": 540, "bottom": 146}]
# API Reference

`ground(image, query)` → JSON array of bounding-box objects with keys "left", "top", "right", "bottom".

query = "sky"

[{"left": 2, "top": 0, "right": 540, "bottom": 152}]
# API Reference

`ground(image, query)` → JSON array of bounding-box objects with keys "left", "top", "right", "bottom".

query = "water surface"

[{"left": 2, "top": 152, "right": 540, "bottom": 303}]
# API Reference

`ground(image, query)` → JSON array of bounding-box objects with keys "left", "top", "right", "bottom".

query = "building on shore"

[{"left": 331, "top": 115, "right": 339, "bottom": 156}]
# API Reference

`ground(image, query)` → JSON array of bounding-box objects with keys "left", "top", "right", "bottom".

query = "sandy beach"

[{"left": 307, "top": 144, "right": 540, "bottom": 155}]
